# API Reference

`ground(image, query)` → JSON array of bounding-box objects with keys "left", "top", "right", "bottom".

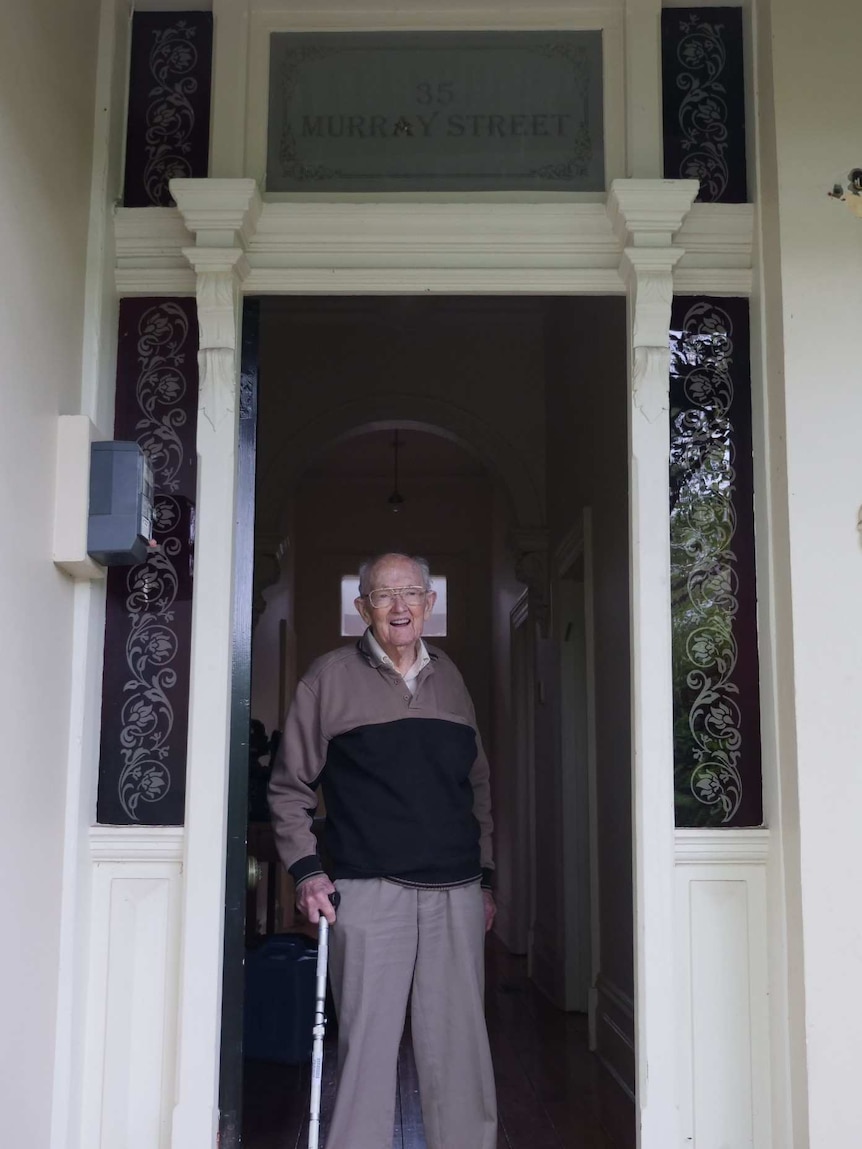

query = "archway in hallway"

[{"left": 221, "top": 295, "right": 633, "bottom": 1149}]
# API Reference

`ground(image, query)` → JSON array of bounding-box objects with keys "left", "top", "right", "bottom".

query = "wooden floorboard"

[
  {"left": 486, "top": 987, "right": 564, "bottom": 1149},
  {"left": 243, "top": 940, "right": 622, "bottom": 1148}
]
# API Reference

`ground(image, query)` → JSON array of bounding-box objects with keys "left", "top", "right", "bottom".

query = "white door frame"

[{"left": 158, "top": 174, "right": 712, "bottom": 1149}]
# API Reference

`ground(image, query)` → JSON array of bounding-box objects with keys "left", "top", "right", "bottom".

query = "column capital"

[
  {"left": 169, "top": 177, "right": 262, "bottom": 249},
  {"left": 607, "top": 178, "right": 699, "bottom": 248},
  {"left": 620, "top": 245, "right": 685, "bottom": 277},
  {"left": 180, "top": 247, "right": 247, "bottom": 357},
  {"left": 180, "top": 245, "right": 250, "bottom": 281},
  {"left": 621, "top": 248, "right": 685, "bottom": 350}
]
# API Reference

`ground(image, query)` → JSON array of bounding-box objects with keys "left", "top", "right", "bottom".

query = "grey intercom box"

[{"left": 87, "top": 441, "right": 154, "bottom": 566}]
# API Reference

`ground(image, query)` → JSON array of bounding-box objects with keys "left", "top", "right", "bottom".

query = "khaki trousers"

[{"left": 325, "top": 878, "right": 497, "bottom": 1149}]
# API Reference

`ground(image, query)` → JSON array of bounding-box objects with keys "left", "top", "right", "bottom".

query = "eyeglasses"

[{"left": 364, "top": 586, "right": 427, "bottom": 609}]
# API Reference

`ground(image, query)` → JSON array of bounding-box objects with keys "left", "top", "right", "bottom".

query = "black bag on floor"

[{"left": 243, "top": 933, "right": 318, "bottom": 1064}]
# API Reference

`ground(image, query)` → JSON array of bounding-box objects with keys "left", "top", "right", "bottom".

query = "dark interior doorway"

[{"left": 220, "top": 296, "right": 634, "bottom": 1148}]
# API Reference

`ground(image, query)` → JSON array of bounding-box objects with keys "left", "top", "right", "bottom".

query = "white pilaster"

[
  {"left": 168, "top": 178, "right": 257, "bottom": 1149},
  {"left": 624, "top": 0, "right": 663, "bottom": 178},
  {"left": 607, "top": 177, "right": 698, "bottom": 1148},
  {"left": 209, "top": 0, "right": 250, "bottom": 179}
]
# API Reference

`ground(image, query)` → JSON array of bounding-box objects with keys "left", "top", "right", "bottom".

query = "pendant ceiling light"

[{"left": 387, "top": 431, "right": 405, "bottom": 513}]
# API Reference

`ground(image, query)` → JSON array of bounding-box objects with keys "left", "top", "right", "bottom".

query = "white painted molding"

[
  {"left": 113, "top": 198, "right": 755, "bottom": 297},
  {"left": 607, "top": 177, "right": 700, "bottom": 247},
  {"left": 674, "top": 202, "right": 754, "bottom": 297},
  {"left": 249, "top": 202, "right": 620, "bottom": 265},
  {"left": 170, "top": 178, "right": 262, "bottom": 249},
  {"left": 623, "top": 0, "right": 662, "bottom": 180},
  {"left": 612, "top": 177, "right": 698, "bottom": 1149},
  {"left": 79, "top": 847, "right": 183, "bottom": 1149},
  {"left": 673, "top": 267, "right": 753, "bottom": 296},
  {"left": 210, "top": 0, "right": 250, "bottom": 179},
  {"left": 675, "top": 202, "right": 755, "bottom": 264},
  {"left": 114, "top": 206, "right": 192, "bottom": 262},
  {"left": 674, "top": 855, "right": 772, "bottom": 1147},
  {"left": 182, "top": 248, "right": 249, "bottom": 335},
  {"left": 89, "top": 826, "right": 185, "bottom": 863},
  {"left": 240, "top": 0, "right": 622, "bottom": 30},
  {"left": 554, "top": 519, "right": 585, "bottom": 575},
  {"left": 169, "top": 183, "right": 251, "bottom": 1149},
  {"left": 675, "top": 828, "right": 770, "bottom": 866},
  {"left": 53, "top": 415, "right": 105, "bottom": 580},
  {"left": 115, "top": 268, "right": 197, "bottom": 296},
  {"left": 246, "top": 267, "right": 625, "bottom": 295},
  {"left": 115, "top": 207, "right": 196, "bottom": 294},
  {"left": 622, "top": 247, "right": 685, "bottom": 350}
]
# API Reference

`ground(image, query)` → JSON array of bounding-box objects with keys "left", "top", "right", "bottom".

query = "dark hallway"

[
  {"left": 242, "top": 940, "right": 612, "bottom": 1149},
  {"left": 229, "top": 296, "right": 634, "bottom": 1149}
]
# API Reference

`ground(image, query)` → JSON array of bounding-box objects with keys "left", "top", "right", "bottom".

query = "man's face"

[{"left": 355, "top": 555, "right": 437, "bottom": 654}]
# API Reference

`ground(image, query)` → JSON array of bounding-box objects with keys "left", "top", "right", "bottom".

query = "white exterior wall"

[
  {"left": 0, "top": 1, "right": 101, "bottom": 1144},
  {"left": 766, "top": 0, "right": 862, "bottom": 1143},
  {"left": 6, "top": 0, "right": 855, "bottom": 1143}
]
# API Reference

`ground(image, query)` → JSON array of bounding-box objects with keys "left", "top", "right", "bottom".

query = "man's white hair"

[{"left": 358, "top": 553, "right": 432, "bottom": 596}]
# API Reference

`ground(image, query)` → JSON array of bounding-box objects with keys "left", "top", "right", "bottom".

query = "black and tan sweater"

[{"left": 268, "top": 632, "right": 494, "bottom": 890}]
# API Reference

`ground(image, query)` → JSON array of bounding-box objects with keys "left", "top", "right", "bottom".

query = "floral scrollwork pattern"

[
  {"left": 123, "top": 12, "right": 211, "bottom": 207},
  {"left": 99, "top": 300, "right": 197, "bottom": 824},
  {"left": 674, "top": 14, "right": 730, "bottom": 201},
  {"left": 141, "top": 21, "right": 201, "bottom": 206},
  {"left": 669, "top": 300, "right": 745, "bottom": 824},
  {"left": 662, "top": 8, "right": 747, "bottom": 204},
  {"left": 117, "top": 303, "right": 191, "bottom": 818},
  {"left": 118, "top": 542, "right": 181, "bottom": 818}
]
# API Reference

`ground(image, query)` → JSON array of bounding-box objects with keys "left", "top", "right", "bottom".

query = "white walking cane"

[{"left": 308, "top": 891, "right": 339, "bottom": 1149}]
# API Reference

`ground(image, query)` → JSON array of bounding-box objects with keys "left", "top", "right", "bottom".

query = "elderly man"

[{"left": 268, "top": 552, "right": 497, "bottom": 1149}]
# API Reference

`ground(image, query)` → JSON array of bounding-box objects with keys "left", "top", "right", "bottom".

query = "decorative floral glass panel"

[
  {"left": 96, "top": 299, "right": 199, "bottom": 825},
  {"left": 123, "top": 11, "right": 213, "bottom": 207},
  {"left": 669, "top": 297, "right": 762, "bottom": 827},
  {"left": 661, "top": 8, "right": 747, "bottom": 203}
]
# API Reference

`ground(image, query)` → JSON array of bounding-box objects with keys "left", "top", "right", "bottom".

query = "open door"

[
  {"left": 556, "top": 558, "right": 593, "bottom": 1013},
  {"left": 219, "top": 299, "right": 260, "bottom": 1146},
  {"left": 215, "top": 294, "right": 635, "bottom": 1147}
]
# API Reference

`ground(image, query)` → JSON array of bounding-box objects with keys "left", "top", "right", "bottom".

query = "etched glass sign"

[{"left": 267, "top": 31, "right": 604, "bottom": 192}]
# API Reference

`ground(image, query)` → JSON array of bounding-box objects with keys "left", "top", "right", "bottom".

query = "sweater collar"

[{"left": 358, "top": 628, "right": 432, "bottom": 673}]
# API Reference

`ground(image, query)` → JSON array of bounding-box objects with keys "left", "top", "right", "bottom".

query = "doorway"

[{"left": 220, "top": 295, "right": 633, "bottom": 1148}]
